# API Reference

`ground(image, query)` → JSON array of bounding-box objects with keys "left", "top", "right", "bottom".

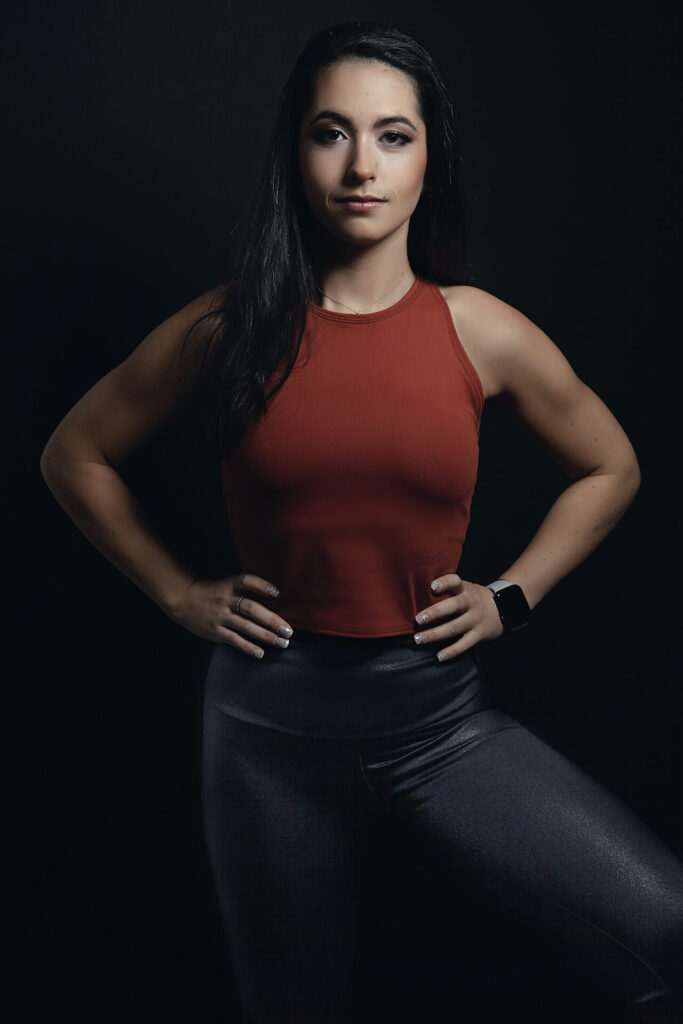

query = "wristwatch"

[{"left": 486, "top": 580, "right": 531, "bottom": 633}]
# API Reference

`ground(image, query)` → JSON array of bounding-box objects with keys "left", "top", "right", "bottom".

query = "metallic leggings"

[{"left": 201, "top": 629, "right": 683, "bottom": 1023}]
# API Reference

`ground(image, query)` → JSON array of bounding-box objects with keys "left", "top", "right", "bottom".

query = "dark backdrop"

[{"left": 6, "top": 1, "right": 681, "bottom": 1020}]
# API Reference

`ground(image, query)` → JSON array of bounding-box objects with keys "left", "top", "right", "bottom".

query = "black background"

[{"left": 6, "top": 0, "right": 681, "bottom": 1020}]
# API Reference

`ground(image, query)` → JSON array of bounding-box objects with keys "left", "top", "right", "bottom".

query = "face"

[{"left": 297, "top": 59, "right": 428, "bottom": 249}]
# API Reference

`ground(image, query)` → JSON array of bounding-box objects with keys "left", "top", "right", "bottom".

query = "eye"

[
  {"left": 381, "top": 130, "right": 411, "bottom": 147},
  {"left": 313, "top": 127, "right": 346, "bottom": 144}
]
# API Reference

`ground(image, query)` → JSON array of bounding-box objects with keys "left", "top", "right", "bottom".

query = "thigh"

[
  {"left": 202, "top": 699, "right": 376, "bottom": 1024},
  {"left": 361, "top": 709, "right": 683, "bottom": 1020}
]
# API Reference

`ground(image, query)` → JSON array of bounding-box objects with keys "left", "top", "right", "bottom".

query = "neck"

[{"left": 311, "top": 228, "right": 415, "bottom": 314}]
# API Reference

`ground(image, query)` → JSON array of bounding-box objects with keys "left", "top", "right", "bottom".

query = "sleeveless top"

[{"left": 220, "top": 274, "right": 484, "bottom": 637}]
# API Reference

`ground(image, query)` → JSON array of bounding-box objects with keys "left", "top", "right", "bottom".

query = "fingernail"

[
  {"left": 415, "top": 613, "right": 429, "bottom": 625},
  {"left": 414, "top": 633, "right": 425, "bottom": 645},
  {"left": 279, "top": 625, "right": 293, "bottom": 638},
  {"left": 276, "top": 637, "right": 290, "bottom": 648},
  {"left": 267, "top": 586, "right": 280, "bottom": 598},
  {"left": 253, "top": 648, "right": 265, "bottom": 659},
  {"left": 437, "top": 652, "right": 447, "bottom": 662},
  {"left": 431, "top": 580, "right": 442, "bottom": 592}
]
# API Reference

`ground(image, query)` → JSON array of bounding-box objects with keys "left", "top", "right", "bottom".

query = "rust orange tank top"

[{"left": 220, "top": 274, "right": 484, "bottom": 637}]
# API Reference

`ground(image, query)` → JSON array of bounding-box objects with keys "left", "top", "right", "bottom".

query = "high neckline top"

[
  {"left": 307, "top": 274, "right": 423, "bottom": 323},
  {"left": 221, "top": 275, "right": 484, "bottom": 637}
]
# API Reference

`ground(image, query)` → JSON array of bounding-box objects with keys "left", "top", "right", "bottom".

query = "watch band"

[{"left": 487, "top": 580, "right": 515, "bottom": 595}]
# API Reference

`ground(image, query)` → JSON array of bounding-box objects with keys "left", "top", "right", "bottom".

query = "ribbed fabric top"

[{"left": 220, "top": 275, "right": 484, "bottom": 637}]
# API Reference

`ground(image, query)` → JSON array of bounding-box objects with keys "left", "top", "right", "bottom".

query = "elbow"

[
  {"left": 40, "top": 429, "right": 71, "bottom": 489},
  {"left": 628, "top": 461, "right": 642, "bottom": 505},
  {"left": 585, "top": 448, "right": 641, "bottom": 515},
  {"left": 40, "top": 437, "right": 57, "bottom": 486},
  {"left": 625, "top": 445, "right": 641, "bottom": 495},
  {"left": 617, "top": 450, "right": 641, "bottom": 510},
  {"left": 630, "top": 456, "right": 642, "bottom": 496}
]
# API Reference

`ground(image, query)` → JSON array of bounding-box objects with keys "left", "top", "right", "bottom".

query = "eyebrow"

[{"left": 308, "top": 110, "right": 419, "bottom": 133}]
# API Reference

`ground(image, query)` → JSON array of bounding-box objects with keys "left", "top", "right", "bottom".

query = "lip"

[
  {"left": 334, "top": 195, "right": 387, "bottom": 211},
  {"left": 335, "top": 195, "right": 386, "bottom": 202}
]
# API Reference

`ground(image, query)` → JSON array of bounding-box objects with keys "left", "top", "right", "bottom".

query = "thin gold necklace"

[{"left": 319, "top": 271, "right": 413, "bottom": 315}]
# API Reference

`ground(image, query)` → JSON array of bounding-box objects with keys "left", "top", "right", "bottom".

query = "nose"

[{"left": 344, "top": 134, "right": 376, "bottom": 183}]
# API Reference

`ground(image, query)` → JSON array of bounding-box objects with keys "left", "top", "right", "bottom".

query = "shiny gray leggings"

[{"left": 201, "top": 629, "right": 683, "bottom": 1023}]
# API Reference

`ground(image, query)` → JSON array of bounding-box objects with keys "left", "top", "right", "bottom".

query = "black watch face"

[{"left": 496, "top": 585, "right": 530, "bottom": 630}]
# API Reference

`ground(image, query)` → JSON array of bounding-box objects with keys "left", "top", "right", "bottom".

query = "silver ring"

[{"left": 234, "top": 595, "right": 244, "bottom": 615}]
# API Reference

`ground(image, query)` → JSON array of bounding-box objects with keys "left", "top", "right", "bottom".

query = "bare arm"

[
  {"left": 40, "top": 287, "right": 221, "bottom": 616},
  {"left": 458, "top": 286, "right": 640, "bottom": 608},
  {"left": 41, "top": 285, "right": 295, "bottom": 657},
  {"left": 414, "top": 286, "right": 641, "bottom": 660}
]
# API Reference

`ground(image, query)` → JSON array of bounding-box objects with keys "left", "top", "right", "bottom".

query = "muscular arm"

[
  {"left": 449, "top": 286, "right": 641, "bottom": 610},
  {"left": 413, "top": 287, "right": 641, "bottom": 662},
  {"left": 40, "top": 285, "right": 225, "bottom": 616}
]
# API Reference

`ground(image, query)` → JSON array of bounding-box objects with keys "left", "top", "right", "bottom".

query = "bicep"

[
  {"left": 43, "top": 285, "right": 225, "bottom": 467},
  {"left": 459, "top": 288, "right": 639, "bottom": 479},
  {"left": 500, "top": 321, "right": 638, "bottom": 480}
]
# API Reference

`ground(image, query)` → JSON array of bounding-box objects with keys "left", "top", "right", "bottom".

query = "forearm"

[
  {"left": 41, "top": 442, "right": 198, "bottom": 617},
  {"left": 497, "top": 466, "right": 640, "bottom": 610}
]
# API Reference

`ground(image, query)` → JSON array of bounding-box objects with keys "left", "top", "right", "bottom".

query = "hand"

[
  {"left": 170, "top": 572, "right": 294, "bottom": 658},
  {"left": 413, "top": 574, "right": 503, "bottom": 661}
]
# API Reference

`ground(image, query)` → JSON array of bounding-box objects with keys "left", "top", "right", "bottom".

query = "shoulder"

[
  {"left": 435, "top": 284, "right": 577, "bottom": 402},
  {"left": 40, "top": 281, "right": 233, "bottom": 468},
  {"left": 156, "top": 280, "right": 232, "bottom": 377},
  {"left": 110, "top": 278, "right": 232, "bottom": 417},
  {"left": 437, "top": 283, "right": 529, "bottom": 335},
  {"left": 177, "top": 281, "right": 231, "bottom": 344}
]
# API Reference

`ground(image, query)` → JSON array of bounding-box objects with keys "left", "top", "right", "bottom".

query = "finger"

[
  {"left": 415, "top": 594, "right": 468, "bottom": 626},
  {"left": 435, "top": 630, "right": 479, "bottom": 662},
  {"left": 231, "top": 595, "right": 294, "bottom": 642},
  {"left": 239, "top": 573, "right": 281, "bottom": 599},
  {"left": 414, "top": 612, "right": 476, "bottom": 647},
  {"left": 216, "top": 625, "right": 266, "bottom": 659},
  {"left": 430, "top": 574, "right": 463, "bottom": 595},
  {"left": 231, "top": 613, "right": 293, "bottom": 650}
]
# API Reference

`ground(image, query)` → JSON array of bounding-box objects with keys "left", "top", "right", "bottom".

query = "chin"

[{"left": 332, "top": 221, "right": 403, "bottom": 246}]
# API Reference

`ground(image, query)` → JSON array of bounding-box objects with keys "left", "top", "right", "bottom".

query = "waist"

[{"left": 203, "top": 629, "right": 491, "bottom": 739}]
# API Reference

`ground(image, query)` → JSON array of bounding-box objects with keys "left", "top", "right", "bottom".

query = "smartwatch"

[{"left": 486, "top": 580, "right": 531, "bottom": 633}]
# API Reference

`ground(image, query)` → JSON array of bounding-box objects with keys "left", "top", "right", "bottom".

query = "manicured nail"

[
  {"left": 414, "top": 633, "right": 425, "bottom": 645},
  {"left": 253, "top": 647, "right": 265, "bottom": 658},
  {"left": 276, "top": 637, "right": 290, "bottom": 648},
  {"left": 431, "top": 580, "right": 442, "bottom": 592},
  {"left": 437, "top": 652, "right": 447, "bottom": 662},
  {"left": 415, "top": 613, "right": 429, "bottom": 625},
  {"left": 267, "top": 586, "right": 280, "bottom": 598},
  {"left": 279, "top": 625, "right": 293, "bottom": 638}
]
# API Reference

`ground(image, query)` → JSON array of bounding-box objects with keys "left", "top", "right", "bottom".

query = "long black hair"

[{"left": 185, "top": 20, "right": 469, "bottom": 458}]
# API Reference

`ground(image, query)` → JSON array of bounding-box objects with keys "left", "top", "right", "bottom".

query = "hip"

[{"left": 202, "top": 629, "right": 493, "bottom": 739}]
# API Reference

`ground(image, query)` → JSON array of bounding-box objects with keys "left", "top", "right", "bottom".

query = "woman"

[{"left": 40, "top": 20, "right": 682, "bottom": 1024}]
